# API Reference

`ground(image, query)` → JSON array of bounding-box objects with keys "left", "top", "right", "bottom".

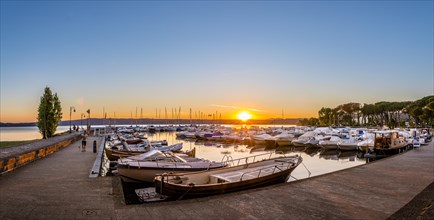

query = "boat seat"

[{"left": 171, "top": 176, "right": 189, "bottom": 184}]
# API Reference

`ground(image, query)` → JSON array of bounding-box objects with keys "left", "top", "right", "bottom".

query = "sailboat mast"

[
  {"left": 178, "top": 106, "right": 181, "bottom": 125},
  {"left": 165, "top": 107, "right": 167, "bottom": 125},
  {"left": 189, "top": 108, "right": 192, "bottom": 125}
]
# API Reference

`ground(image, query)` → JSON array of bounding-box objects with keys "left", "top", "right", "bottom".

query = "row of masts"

[
  {"left": 99, "top": 107, "right": 287, "bottom": 128},
  {"left": 101, "top": 107, "right": 225, "bottom": 127}
]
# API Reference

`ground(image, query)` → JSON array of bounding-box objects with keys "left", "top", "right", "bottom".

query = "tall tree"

[
  {"left": 318, "top": 107, "right": 333, "bottom": 126},
  {"left": 37, "top": 87, "right": 63, "bottom": 139}
]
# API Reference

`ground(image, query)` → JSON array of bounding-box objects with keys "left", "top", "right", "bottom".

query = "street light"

[
  {"left": 69, "top": 106, "right": 76, "bottom": 133},
  {"left": 81, "top": 113, "right": 86, "bottom": 130},
  {"left": 86, "top": 109, "right": 91, "bottom": 131}
]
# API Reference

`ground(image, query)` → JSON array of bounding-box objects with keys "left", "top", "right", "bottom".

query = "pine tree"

[{"left": 37, "top": 87, "right": 63, "bottom": 139}]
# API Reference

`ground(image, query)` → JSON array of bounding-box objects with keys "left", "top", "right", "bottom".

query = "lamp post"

[
  {"left": 69, "top": 106, "right": 76, "bottom": 133},
  {"left": 81, "top": 113, "right": 85, "bottom": 130},
  {"left": 86, "top": 109, "right": 91, "bottom": 132}
]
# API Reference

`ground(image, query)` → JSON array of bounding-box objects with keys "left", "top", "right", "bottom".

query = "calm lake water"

[
  {"left": 0, "top": 126, "right": 70, "bottom": 141},
  {"left": 1, "top": 125, "right": 366, "bottom": 181},
  {"left": 139, "top": 131, "right": 366, "bottom": 181}
]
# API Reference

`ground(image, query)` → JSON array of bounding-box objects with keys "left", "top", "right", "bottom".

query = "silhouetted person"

[{"left": 81, "top": 133, "right": 87, "bottom": 152}]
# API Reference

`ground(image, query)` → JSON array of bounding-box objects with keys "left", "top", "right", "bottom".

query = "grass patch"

[{"left": 0, "top": 140, "right": 35, "bottom": 148}]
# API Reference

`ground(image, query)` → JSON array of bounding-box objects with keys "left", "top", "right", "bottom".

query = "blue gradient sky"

[{"left": 1, "top": 1, "right": 433, "bottom": 122}]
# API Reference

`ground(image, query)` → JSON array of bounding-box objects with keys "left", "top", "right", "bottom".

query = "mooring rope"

[
  {"left": 301, "top": 161, "right": 311, "bottom": 177},
  {"left": 177, "top": 183, "right": 195, "bottom": 201}
]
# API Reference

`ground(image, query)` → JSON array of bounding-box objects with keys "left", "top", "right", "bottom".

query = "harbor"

[
  {"left": 0, "top": 128, "right": 432, "bottom": 219},
  {"left": 2, "top": 1, "right": 433, "bottom": 219}
]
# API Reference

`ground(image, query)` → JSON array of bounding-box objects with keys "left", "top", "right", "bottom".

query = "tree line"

[{"left": 297, "top": 95, "right": 434, "bottom": 128}]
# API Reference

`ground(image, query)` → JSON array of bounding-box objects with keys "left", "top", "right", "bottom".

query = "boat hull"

[
  {"left": 117, "top": 166, "right": 213, "bottom": 182},
  {"left": 291, "top": 140, "right": 306, "bottom": 147},
  {"left": 338, "top": 143, "right": 359, "bottom": 151},
  {"left": 105, "top": 148, "right": 145, "bottom": 161},
  {"left": 276, "top": 140, "right": 292, "bottom": 146},
  {"left": 155, "top": 157, "right": 302, "bottom": 200}
]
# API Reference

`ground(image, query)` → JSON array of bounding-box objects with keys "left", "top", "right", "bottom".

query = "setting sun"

[{"left": 237, "top": 111, "right": 252, "bottom": 121}]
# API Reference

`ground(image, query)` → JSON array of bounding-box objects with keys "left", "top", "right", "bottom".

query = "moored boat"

[
  {"left": 318, "top": 136, "right": 341, "bottom": 150},
  {"left": 338, "top": 137, "right": 360, "bottom": 151},
  {"left": 117, "top": 149, "right": 226, "bottom": 182},
  {"left": 275, "top": 132, "right": 295, "bottom": 146},
  {"left": 106, "top": 143, "right": 183, "bottom": 161},
  {"left": 372, "top": 130, "right": 408, "bottom": 154},
  {"left": 364, "top": 130, "right": 408, "bottom": 158},
  {"left": 154, "top": 154, "right": 302, "bottom": 200}
]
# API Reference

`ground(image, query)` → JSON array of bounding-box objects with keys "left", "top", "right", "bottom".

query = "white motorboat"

[
  {"left": 274, "top": 132, "right": 295, "bottom": 146},
  {"left": 338, "top": 137, "right": 360, "bottom": 151},
  {"left": 318, "top": 136, "right": 342, "bottom": 150},
  {"left": 292, "top": 131, "right": 315, "bottom": 147},
  {"left": 252, "top": 133, "right": 274, "bottom": 145},
  {"left": 117, "top": 150, "right": 227, "bottom": 182}
]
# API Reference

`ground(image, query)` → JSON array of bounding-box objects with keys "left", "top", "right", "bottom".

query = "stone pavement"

[
  {"left": 0, "top": 137, "right": 433, "bottom": 219},
  {"left": 388, "top": 179, "right": 434, "bottom": 219},
  {"left": 0, "top": 136, "right": 117, "bottom": 220}
]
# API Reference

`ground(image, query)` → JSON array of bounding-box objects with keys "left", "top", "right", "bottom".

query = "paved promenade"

[{"left": 0, "top": 138, "right": 433, "bottom": 219}]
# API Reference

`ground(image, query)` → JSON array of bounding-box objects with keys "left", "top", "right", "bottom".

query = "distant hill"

[
  {"left": 0, "top": 122, "right": 37, "bottom": 127},
  {"left": 1, "top": 118, "right": 300, "bottom": 127}
]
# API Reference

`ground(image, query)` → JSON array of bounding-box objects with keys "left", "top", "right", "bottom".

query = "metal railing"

[
  {"left": 120, "top": 156, "right": 191, "bottom": 169},
  {"left": 239, "top": 159, "right": 296, "bottom": 181},
  {"left": 221, "top": 152, "right": 277, "bottom": 167}
]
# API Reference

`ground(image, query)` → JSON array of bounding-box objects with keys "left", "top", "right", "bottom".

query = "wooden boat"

[
  {"left": 154, "top": 154, "right": 302, "bottom": 200},
  {"left": 106, "top": 148, "right": 144, "bottom": 160},
  {"left": 123, "top": 137, "right": 145, "bottom": 144},
  {"left": 372, "top": 130, "right": 408, "bottom": 154},
  {"left": 117, "top": 149, "right": 226, "bottom": 182}
]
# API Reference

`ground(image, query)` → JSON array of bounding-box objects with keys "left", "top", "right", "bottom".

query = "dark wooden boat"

[
  {"left": 105, "top": 148, "right": 145, "bottom": 161},
  {"left": 371, "top": 130, "right": 409, "bottom": 155},
  {"left": 124, "top": 138, "right": 144, "bottom": 144},
  {"left": 154, "top": 154, "right": 302, "bottom": 200}
]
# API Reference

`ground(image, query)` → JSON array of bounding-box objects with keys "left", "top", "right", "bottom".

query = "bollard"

[{"left": 93, "top": 140, "right": 97, "bottom": 153}]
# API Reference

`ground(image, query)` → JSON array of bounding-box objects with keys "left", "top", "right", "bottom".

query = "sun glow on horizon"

[{"left": 237, "top": 111, "right": 253, "bottom": 122}]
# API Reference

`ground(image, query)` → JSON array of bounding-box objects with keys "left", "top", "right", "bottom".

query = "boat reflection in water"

[{"left": 339, "top": 150, "right": 364, "bottom": 161}]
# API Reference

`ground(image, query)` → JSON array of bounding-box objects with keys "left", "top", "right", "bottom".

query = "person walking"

[{"left": 81, "top": 132, "right": 87, "bottom": 152}]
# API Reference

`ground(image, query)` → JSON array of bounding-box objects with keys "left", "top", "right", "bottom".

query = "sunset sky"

[{"left": 1, "top": 1, "right": 433, "bottom": 123}]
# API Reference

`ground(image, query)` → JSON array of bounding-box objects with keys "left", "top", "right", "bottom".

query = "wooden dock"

[{"left": 0, "top": 137, "right": 432, "bottom": 219}]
